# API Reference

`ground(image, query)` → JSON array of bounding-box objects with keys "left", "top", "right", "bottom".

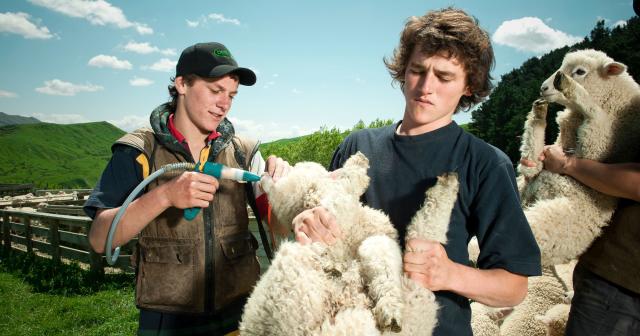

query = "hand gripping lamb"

[
  {"left": 517, "top": 49, "right": 640, "bottom": 266},
  {"left": 239, "top": 152, "right": 459, "bottom": 336}
]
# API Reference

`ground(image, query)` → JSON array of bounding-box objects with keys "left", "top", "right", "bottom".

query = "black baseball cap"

[{"left": 175, "top": 42, "right": 256, "bottom": 86}]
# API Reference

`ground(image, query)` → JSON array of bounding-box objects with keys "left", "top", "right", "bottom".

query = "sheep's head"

[
  {"left": 540, "top": 49, "right": 629, "bottom": 106},
  {"left": 260, "top": 152, "right": 370, "bottom": 228}
]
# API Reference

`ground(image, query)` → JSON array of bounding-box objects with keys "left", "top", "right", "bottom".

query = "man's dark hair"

[{"left": 384, "top": 7, "right": 495, "bottom": 113}]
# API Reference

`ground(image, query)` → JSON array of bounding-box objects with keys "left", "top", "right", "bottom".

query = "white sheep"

[
  {"left": 499, "top": 263, "right": 574, "bottom": 336},
  {"left": 536, "top": 303, "right": 571, "bottom": 336},
  {"left": 239, "top": 152, "right": 459, "bottom": 336},
  {"left": 518, "top": 49, "right": 640, "bottom": 266}
]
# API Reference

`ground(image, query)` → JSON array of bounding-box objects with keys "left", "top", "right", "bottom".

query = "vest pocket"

[
  {"left": 216, "top": 233, "right": 260, "bottom": 309},
  {"left": 138, "top": 239, "right": 196, "bottom": 307}
]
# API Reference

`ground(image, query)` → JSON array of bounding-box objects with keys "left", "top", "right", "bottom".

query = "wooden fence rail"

[{"left": 0, "top": 207, "right": 277, "bottom": 275}]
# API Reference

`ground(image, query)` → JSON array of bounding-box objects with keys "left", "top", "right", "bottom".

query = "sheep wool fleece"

[{"left": 331, "top": 121, "right": 542, "bottom": 336}]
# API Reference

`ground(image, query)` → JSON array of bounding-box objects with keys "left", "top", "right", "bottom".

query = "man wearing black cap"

[{"left": 84, "top": 42, "right": 290, "bottom": 335}]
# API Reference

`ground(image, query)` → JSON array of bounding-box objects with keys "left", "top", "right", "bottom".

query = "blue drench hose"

[{"left": 105, "top": 162, "right": 261, "bottom": 265}]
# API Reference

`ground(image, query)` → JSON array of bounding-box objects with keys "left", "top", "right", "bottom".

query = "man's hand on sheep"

[
  {"left": 404, "top": 238, "right": 529, "bottom": 307},
  {"left": 520, "top": 145, "right": 573, "bottom": 176},
  {"left": 265, "top": 155, "right": 292, "bottom": 182},
  {"left": 292, "top": 206, "right": 343, "bottom": 245},
  {"left": 403, "top": 238, "right": 457, "bottom": 291}
]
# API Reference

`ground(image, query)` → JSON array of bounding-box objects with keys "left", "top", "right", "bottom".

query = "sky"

[{"left": 0, "top": 0, "right": 635, "bottom": 142}]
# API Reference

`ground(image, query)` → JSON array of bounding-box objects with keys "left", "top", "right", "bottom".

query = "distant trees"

[{"left": 260, "top": 119, "right": 394, "bottom": 168}]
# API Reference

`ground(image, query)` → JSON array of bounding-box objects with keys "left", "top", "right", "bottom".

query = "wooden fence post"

[
  {"left": 86, "top": 222, "right": 104, "bottom": 276},
  {"left": 50, "top": 218, "right": 60, "bottom": 263},
  {"left": 2, "top": 213, "right": 10, "bottom": 253},
  {"left": 24, "top": 216, "right": 33, "bottom": 253}
]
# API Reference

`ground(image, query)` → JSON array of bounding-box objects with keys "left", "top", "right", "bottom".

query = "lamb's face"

[
  {"left": 260, "top": 162, "right": 333, "bottom": 227},
  {"left": 259, "top": 152, "right": 371, "bottom": 229},
  {"left": 540, "top": 49, "right": 628, "bottom": 107}
]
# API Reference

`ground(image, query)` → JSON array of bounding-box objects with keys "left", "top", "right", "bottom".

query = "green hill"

[
  {"left": 0, "top": 112, "right": 41, "bottom": 126},
  {"left": 0, "top": 122, "right": 125, "bottom": 188}
]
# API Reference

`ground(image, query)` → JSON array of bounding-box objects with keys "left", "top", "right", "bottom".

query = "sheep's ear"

[
  {"left": 603, "top": 61, "right": 626, "bottom": 77},
  {"left": 334, "top": 152, "right": 370, "bottom": 196}
]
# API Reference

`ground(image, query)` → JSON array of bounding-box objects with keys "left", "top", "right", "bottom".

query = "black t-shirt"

[
  {"left": 330, "top": 121, "right": 541, "bottom": 336},
  {"left": 83, "top": 145, "right": 144, "bottom": 219}
]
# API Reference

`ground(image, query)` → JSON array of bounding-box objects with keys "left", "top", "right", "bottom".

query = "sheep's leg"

[
  {"left": 318, "top": 307, "right": 381, "bottom": 336},
  {"left": 518, "top": 99, "right": 548, "bottom": 180},
  {"left": 525, "top": 195, "right": 616, "bottom": 267},
  {"left": 358, "top": 235, "right": 404, "bottom": 332},
  {"left": 553, "top": 109, "right": 582, "bottom": 151},
  {"left": 551, "top": 71, "right": 613, "bottom": 160},
  {"left": 406, "top": 172, "right": 459, "bottom": 244},
  {"left": 239, "top": 242, "right": 330, "bottom": 336}
]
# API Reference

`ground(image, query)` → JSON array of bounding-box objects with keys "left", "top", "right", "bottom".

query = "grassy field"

[
  {"left": 0, "top": 272, "right": 138, "bottom": 335},
  {"left": 0, "top": 121, "right": 125, "bottom": 189}
]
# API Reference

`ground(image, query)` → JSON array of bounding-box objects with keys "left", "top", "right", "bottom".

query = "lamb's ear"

[
  {"left": 334, "top": 152, "right": 370, "bottom": 196},
  {"left": 602, "top": 61, "right": 626, "bottom": 77}
]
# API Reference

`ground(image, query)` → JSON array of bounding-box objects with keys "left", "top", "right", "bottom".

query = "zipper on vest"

[
  {"left": 204, "top": 202, "right": 214, "bottom": 313},
  {"left": 202, "top": 140, "right": 214, "bottom": 313}
]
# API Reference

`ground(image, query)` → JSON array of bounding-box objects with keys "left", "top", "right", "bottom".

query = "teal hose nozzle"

[{"left": 184, "top": 162, "right": 261, "bottom": 220}]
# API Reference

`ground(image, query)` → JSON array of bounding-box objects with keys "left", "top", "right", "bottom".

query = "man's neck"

[
  {"left": 173, "top": 111, "right": 210, "bottom": 146},
  {"left": 396, "top": 117, "right": 453, "bottom": 136},
  {"left": 173, "top": 112, "right": 210, "bottom": 159}
]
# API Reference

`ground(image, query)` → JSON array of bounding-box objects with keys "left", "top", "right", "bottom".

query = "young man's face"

[
  {"left": 176, "top": 74, "right": 239, "bottom": 134},
  {"left": 401, "top": 47, "right": 471, "bottom": 134}
]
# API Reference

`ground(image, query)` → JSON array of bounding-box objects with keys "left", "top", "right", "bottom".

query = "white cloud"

[
  {"left": 108, "top": 114, "right": 149, "bottom": 131},
  {"left": 28, "top": 0, "right": 152, "bottom": 35},
  {"left": 0, "top": 89, "right": 17, "bottom": 98},
  {"left": 129, "top": 77, "right": 153, "bottom": 86},
  {"left": 32, "top": 112, "right": 88, "bottom": 124},
  {"left": 208, "top": 13, "right": 240, "bottom": 25},
  {"left": 291, "top": 88, "right": 302, "bottom": 95},
  {"left": 135, "top": 24, "right": 152, "bottom": 35},
  {"left": 146, "top": 58, "right": 176, "bottom": 72},
  {"left": 228, "top": 117, "right": 314, "bottom": 142},
  {"left": 263, "top": 81, "right": 275, "bottom": 89},
  {"left": 88, "top": 54, "right": 132, "bottom": 70},
  {"left": 0, "top": 12, "right": 53, "bottom": 39},
  {"left": 493, "top": 17, "right": 582, "bottom": 54},
  {"left": 124, "top": 41, "right": 175, "bottom": 55},
  {"left": 35, "top": 79, "right": 103, "bottom": 96},
  {"left": 187, "top": 13, "right": 241, "bottom": 28},
  {"left": 613, "top": 20, "right": 627, "bottom": 28}
]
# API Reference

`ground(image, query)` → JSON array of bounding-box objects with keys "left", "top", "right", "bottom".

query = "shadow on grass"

[{"left": 0, "top": 249, "right": 134, "bottom": 296}]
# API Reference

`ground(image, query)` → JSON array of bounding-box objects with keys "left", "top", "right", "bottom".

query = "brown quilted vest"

[{"left": 116, "top": 128, "right": 261, "bottom": 314}]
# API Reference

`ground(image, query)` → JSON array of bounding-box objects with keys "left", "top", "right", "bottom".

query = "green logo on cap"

[{"left": 214, "top": 49, "right": 232, "bottom": 58}]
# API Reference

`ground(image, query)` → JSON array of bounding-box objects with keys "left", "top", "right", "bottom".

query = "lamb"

[
  {"left": 517, "top": 49, "right": 640, "bottom": 266},
  {"left": 239, "top": 152, "right": 459, "bottom": 336},
  {"left": 469, "top": 261, "right": 575, "bottom": 336},
  {"left": 499, "top": 267, "right": 568, "bottom": 336},
  {"left": 536, "top": 303, "right": 571, "bottom": 336}
]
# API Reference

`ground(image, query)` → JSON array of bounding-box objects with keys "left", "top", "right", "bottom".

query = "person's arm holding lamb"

[{"left": 521, "top": 144, "right": 640, "bottom": 201}]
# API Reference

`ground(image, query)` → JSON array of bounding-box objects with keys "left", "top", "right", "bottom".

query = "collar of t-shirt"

[{"left": 167, "top": 113, "right": 221, "bottom": 152}]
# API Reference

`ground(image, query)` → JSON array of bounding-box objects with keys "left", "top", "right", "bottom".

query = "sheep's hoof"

[
  {"left": 532, "top": 99, "right": 548, "bottom": 119},
  {"left": 388, "top": 319, "right": 401, "bottom": 333},
  {"left": 553, "top": 71, "right": 575, "bottom": 95},
  {"left": 326, "top": 268, "right": 342, "bottom": 278}
]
